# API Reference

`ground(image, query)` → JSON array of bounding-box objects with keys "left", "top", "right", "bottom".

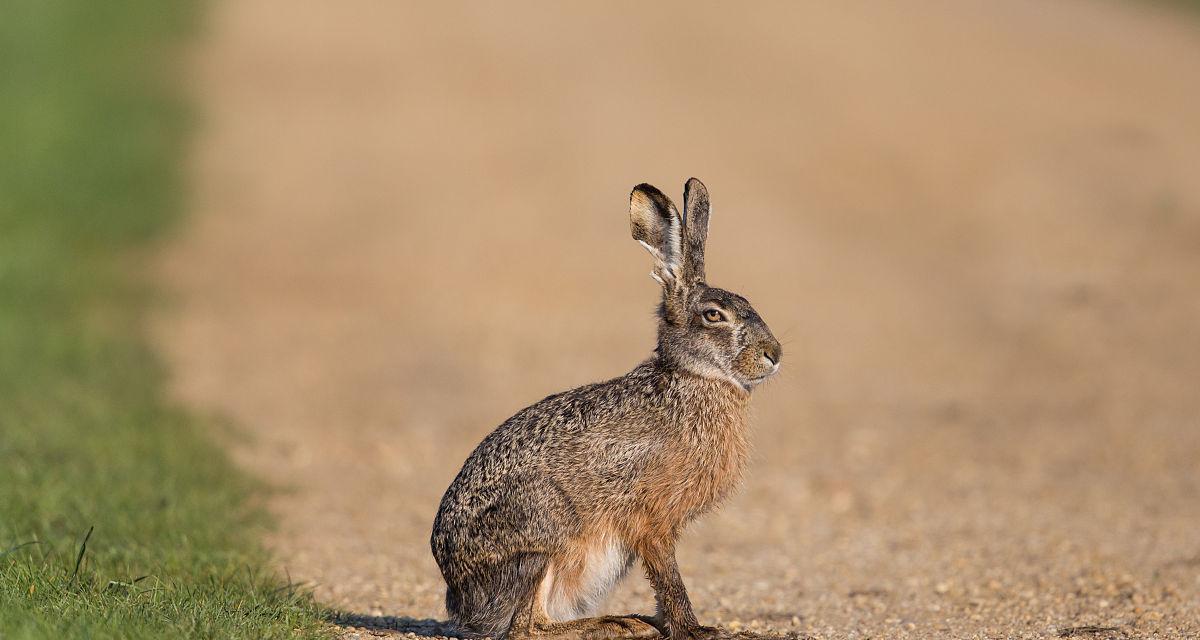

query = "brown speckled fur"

[{"left": 432, "top": 179, "right": 781, "bottom": 640}]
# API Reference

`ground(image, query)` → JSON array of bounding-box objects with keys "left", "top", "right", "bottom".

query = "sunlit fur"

[{"left": 431, "top": 179, "right": 781, "bottom": 640}]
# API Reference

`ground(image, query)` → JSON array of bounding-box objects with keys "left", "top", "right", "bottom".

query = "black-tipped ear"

[
  {"left": 683, "top": 178, "right": 710, "bottom": 283},
  {"left": 630, "top": 183, "right": 689, "bottom": 322},
  {"left": 630, "top": 184, "right": 683, "bottom": 282}
]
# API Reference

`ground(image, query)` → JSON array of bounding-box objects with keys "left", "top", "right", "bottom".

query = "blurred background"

[{"left": 146, "top": 0, "right": 1200, "bottom": 638}]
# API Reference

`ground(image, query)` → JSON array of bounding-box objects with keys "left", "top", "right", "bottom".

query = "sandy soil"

[{"left": 157, "top": 1, "right": 1200, "bottom": 638}]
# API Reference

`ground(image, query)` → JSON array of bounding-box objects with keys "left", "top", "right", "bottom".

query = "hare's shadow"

[
  {"left": 331, "top": 613, "right": 471, "bottom": 638},
  {"left": 331, "top": 613, "right": 811, "bottom": 640}
]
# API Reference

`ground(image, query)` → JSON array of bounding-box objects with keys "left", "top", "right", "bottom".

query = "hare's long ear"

[
  {"left": 682, "top": 177, "right": 710, "bottom": 284},
  {"left": 630, "top": 183, "right": 688, "bottom": 322}
]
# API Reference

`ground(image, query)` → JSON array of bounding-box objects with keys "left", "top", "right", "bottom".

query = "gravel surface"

[{"left": 159, "top": 1, "right": 1200, "bottom": 638}]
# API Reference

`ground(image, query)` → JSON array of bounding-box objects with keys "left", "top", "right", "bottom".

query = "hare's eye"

[{"left": 702, "top": 309, "right": 726, "bottom": 323}]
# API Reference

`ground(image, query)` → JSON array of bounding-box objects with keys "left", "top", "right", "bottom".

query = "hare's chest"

[
  {"left": 684, "top": 426, "right": 750, "bottom": 508},
  {"left": 636, "top": 420, "right": 750, "bottom": 527}
]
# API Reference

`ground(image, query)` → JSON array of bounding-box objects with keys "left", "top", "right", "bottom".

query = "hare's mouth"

[{"left": 746, "top": 363, "right": 780, "bottom": 386}]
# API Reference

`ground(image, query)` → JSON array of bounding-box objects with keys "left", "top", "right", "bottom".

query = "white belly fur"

[{"left": 541, "top": 537, "right": 634, "bottom": 621}]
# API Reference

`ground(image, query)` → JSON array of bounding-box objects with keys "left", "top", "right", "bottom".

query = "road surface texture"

[{"left": 157, "top": 1, "right": 1200, "bottom": 638}]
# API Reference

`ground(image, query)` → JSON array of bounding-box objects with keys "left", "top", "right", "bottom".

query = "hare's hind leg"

[
  {"left": 444, "top": 551, "right": 550, "bottom": 636},
  {"left": 510, "top": 602, "right": 659, "bottom": 640},
  {"left": 543, "top": 534, "right": 635, "bottom": 621},
  {"left": 530, "top": 616, "right": 661, "bottom": 640},
  {"left": 506, "top": 546, "right": 659, "bottom": 640}
]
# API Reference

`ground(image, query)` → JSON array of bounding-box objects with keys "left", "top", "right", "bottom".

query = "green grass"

[{"left": 0, "top": 1, "right": 331, "bottom": 637}]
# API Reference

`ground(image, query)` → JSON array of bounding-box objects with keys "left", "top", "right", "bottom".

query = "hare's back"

[{"left": 434, "top": 372, "right": 661, "bottom": 540}]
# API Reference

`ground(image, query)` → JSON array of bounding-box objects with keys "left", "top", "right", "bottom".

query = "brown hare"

[{"left": 432, "top": 179, "right": 781, "bottom": 640}]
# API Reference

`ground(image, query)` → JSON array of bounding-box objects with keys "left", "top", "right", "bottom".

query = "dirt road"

[{"left": 158, "top": 1, "right": 1200, "bottom": 637}]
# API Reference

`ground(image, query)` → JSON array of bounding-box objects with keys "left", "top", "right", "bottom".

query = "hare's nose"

[{"left": 762, "top": 343, "right": 782, "bottom": 366}]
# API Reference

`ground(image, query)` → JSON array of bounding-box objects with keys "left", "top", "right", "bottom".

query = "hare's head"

[{"left": 630, "top": 178, "right": 781, "bottom": 391}]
